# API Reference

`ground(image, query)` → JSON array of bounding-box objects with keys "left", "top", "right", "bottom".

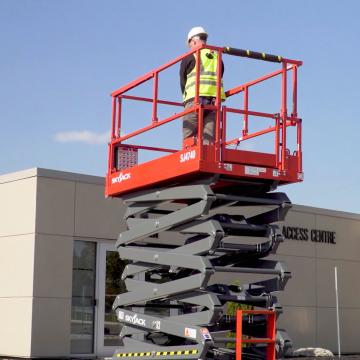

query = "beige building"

[{"left": 0, "top": 168, "right": 359, "bottom": 358}]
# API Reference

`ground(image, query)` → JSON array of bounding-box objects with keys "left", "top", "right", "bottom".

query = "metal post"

[
  {"left": 117, "top": 96, "right": 122, "bottom": 137},
  {"left": 215, "top": 49, "right": 222, "bottom": 163},
  {"left": 243, "top": 87, "right": 249, "bottom": 136},
  {"left": 221, "top": 107, "right": 227, "bottom": 162},
  {"left": 281, "top": 62, "right": 287, "bottom": 172},
  {"left": 297, "top": 119, "right": 302, "bottom": 173},
  {"left": 195, "top": 48, "right": 201, "bottom": 105},
  {"left": 198, "top": 106, "right": 204, "bottom": 155},
  {"left": 335, "top": 266, "right": 341, "bottom": 358},
  {"left": 236, "top": 310, "right": 242, "bottom": 360},
  {"left": 111, "top": 96, "right": 116, "bottom": 140},
  {"left": 275, "top": 114, "right": 280, "bottom": 169},
  {"left": 152, "top": 72, "right": 158, "bottom": 123},
  {"left": 292, "top": 65, "right": 298, "bottom": 118}
]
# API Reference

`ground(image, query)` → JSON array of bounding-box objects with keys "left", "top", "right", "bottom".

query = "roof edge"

[
  {"left": 36, "top": 167, "right": 104, "bottom": 185},
  {"left": 0, "top": 168, "right": 38, "bottom": 184},
  {"left": 291, "top": 203, "right": 360, "bottom": 220},
  {"left": 0, "top": 167, "right": 104, "bottom": 185}
]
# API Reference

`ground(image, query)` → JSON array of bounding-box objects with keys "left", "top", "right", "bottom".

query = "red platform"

[{"left": 106, "top": 44, "right": 303, "bottom": 198}]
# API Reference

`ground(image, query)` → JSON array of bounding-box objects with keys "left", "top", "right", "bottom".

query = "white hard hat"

[{"left": 187, "top": 26, "right": 208, "bottom": 43}]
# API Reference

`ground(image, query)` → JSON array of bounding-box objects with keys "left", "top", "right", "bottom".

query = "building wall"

[
  {"left": 0, "top": 170, "right": 37, "bottom": 357},
  {"left": 276, "top": 207, "right": 360, "bottom": 353},
  {"left": 32, "top": 170, "right": 125, "bottom": 357},
  {"left": 0, "top": 168, "right": 359, "bottom": 356},
  {"left": 32, "top": 175, "right": 75, "bottom": 357},
  {"left": 0, "top": 169, "right": 125, "bottom": 358}
]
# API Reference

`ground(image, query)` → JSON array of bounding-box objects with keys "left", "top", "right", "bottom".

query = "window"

[{"left": 71, "top": 241, "right": 96, "bottom": 354}]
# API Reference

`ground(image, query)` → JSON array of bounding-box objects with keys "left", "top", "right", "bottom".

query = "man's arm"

[{"left": 180, "top": 54, "right": 195, "bottom": 94}]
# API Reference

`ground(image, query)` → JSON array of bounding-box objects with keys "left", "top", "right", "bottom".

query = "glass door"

[
  {"left": 71, "top": 240, "right": 97, "bottom": 355},
  {"left": 96, "top": 243, "right": 127, "bottom": 356}
]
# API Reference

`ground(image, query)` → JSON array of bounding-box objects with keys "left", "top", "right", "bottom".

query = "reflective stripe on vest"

[{"left": 183, "top": 49, "right": 226, "bottom": 103}]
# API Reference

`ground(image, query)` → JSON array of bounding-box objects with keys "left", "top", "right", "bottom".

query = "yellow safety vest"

[{"left": 183, "top": 49, "right": 226, "bottom": 103}]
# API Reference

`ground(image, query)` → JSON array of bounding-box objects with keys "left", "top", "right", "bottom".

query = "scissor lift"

[{"left": 106, "top": 44, "right": 303, "bottom": 360}]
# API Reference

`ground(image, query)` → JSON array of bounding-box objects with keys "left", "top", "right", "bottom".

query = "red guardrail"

[
  {"left": 236, "top": 309, "right": 276, "bottom": 360},
  {"left": 108, "top": 44, "right": 302, "bottom": 175}
]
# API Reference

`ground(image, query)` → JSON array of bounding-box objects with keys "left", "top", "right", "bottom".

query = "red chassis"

[{"left": 106, "top": 44, "right": 303, "bottom": 198}]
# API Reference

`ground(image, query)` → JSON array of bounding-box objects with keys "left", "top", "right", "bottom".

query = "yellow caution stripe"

[{"left": 116, "top": 349, "right": 198, "bottom": 357}]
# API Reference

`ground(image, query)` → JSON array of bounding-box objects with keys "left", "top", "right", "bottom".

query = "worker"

[{"left": 180, "top": 26, "right": 226, "bottom": 145}]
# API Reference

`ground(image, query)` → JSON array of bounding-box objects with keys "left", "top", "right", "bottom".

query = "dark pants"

[{"left": 182, "top": 98, "right": 216, "bottom": 145}]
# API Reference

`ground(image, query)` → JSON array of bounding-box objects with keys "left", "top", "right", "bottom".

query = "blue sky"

[{"left": 1, "top": 0, "right": 359, "bottom": 213}]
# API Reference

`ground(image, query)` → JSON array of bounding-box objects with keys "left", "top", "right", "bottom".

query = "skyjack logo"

[
  {"left": 111, "top": 172, "right": 131, "bottom": 184},
  {"left": 124, "top": 313, "right": 146, "bottom": 327},
  {"left": 118, "top": 310, "right": 146, "bottom": 326}
]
